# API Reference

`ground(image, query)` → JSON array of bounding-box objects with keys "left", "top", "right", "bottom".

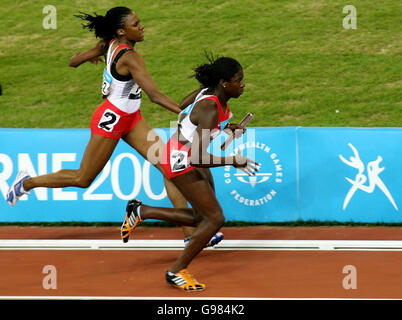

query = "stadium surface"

[{"left": 0, "top": 226, "right": 401, "bottom": 299}]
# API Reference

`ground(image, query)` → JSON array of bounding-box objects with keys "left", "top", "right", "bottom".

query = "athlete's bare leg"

[
  {"left": 122, "top": 118, "right": 193, "bottom": 233},
  {"left": 23, "top": 134, "right": 119, "bottom": 191},
  {"left": 138, "top": 205, "right": 198, "bottom": 226},
  {"left": 122, "top": 117, "right": 164, "bottom": 167},
  {"left": 139, "top": 168, "right": 224, "bottom": 273},
  {"left": 162, "top": 175, "right": 194, "bottom": 236},
  {"left": 182, "top": 225, "right": 196, "bottom": 238},
  {"left": 180, "top": 168, "right": 215, "bottom": 238}
]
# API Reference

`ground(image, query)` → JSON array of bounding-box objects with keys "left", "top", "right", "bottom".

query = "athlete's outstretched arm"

[
  {"left": 69, "top": 40, "right": 106, "bottom": 68},
  {"left": 122, "top": 51, "right": 181, "bottom": 114}
]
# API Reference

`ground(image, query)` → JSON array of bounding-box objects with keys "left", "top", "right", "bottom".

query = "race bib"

[
  {"left": 170, "top": 150, "right": 188, "bottom": 172},
  {"left": 128, "top": 83, "right": 142, "bottom": 100},
  {"left": 102, "top": 68, "right": 113, "bottom": 96},
  {"left": 98, "top": 109, "right": 120, "bottom": 132}
]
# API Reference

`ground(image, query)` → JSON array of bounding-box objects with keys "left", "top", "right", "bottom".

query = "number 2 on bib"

[
  {"left": 98, "top": 109, "right": 120, "bottom": 132},
  {"left": 170, "top": 150, "right": 188, "bottom": 172},
  {"left": 102, "top": 68, "right": 113, "bottom": 96}
]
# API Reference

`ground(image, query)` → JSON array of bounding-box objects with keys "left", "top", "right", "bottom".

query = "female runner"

[
  {"left": 6, "top": 7, "right": 224, "bottom": 247},
  {"left": 120, "top": 56, "right": 259, "bottom": 291}
]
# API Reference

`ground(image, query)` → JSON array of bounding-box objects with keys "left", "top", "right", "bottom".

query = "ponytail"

[
  {"left": 75, "top": 12, "right": 112, "bottom": 40},
  {"left": 75, "top": 6, "right": 132, "bottom": 44},
  {"left": 193, "top": 63, "right": 219, "bottom": 89},
  {"left": 193, "top": 53, "right": 242, "bottom": 89}
]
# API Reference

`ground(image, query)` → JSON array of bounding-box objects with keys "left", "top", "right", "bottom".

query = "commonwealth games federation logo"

[{"left": 223, "top": 141, "right": 284, "bottom": 206}]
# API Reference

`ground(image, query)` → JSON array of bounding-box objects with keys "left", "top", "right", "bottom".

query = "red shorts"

[
  {"left": 90, "top": 99, "right": 142, "bottom": 139},
  {"left": 161, "top": 136, "right": 196, "bottom": 179}
]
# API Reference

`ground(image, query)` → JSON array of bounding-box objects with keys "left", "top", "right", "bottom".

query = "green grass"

[{"left": 0, "top": 0, "right": 401, "bottom": 129}]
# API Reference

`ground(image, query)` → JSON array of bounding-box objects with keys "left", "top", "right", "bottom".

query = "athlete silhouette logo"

[{"left": 339, "top": 143, "right": 398, "bottom": 211}]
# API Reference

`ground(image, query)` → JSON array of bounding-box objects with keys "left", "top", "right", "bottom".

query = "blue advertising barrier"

[
  {"left": 298, "top": 127, "right": 401, "bottom": 223},
  {"left": 214, "top": 127, "right": 298, "bottom": 222},
  {"left": 0, "top": 127, "right": 401, "bottom": 223}
]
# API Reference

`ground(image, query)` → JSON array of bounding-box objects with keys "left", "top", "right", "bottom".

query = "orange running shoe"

[
  {"left": 165, "top": 269, "right": 206, "bottom": 292},
  {"left": 121, "top": 199, "right": 143, "bottom": 243}
]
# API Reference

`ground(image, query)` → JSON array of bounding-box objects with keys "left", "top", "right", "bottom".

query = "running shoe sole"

[
  {"left": 166, "top": 269, "right": 206, "bottom": 292},
  {"left": 120, "top": 199, "right": 143, "bottom": 243}
]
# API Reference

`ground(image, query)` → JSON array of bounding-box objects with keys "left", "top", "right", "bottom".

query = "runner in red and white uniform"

[
  {"left": 90, "top": 38, "right": 144, "bottom": 140},
  {"left": 7, "top": 6, "right": 227, "bottom": 250},
  {"left": 161, "top": 88, "right": 233, "bottom": 179},
  {"left": 120, "top": 56, "right": 260, "bottom": 292},
  {"left": 6, "top": 7, "right": 186, "bottom": 213}
]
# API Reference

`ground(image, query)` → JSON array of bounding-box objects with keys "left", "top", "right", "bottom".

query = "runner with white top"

[
  {"left": 6, "top": 7, "right": 180, "bottom": 209},
  {"left": 6, "top": 6, "right": 224, "bottom": 248},
  {"left": 121, "top": 55, "right": 260, "bottom": 291}
]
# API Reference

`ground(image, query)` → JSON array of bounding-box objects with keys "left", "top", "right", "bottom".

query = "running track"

[{"left": 0, "top": 226, "right": 401, "bottom": 299}]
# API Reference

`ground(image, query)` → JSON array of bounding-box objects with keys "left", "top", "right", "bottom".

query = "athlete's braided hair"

[
  {"left": 193, "top": 53, "right": 242, "bottom": 89},
  {"left": 75, "top": 7, "right": 132, "bottom": 46}
]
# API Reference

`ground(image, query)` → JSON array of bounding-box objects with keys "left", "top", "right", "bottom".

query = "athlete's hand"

[
  {"left": 224, "top": 123, "right": 246, "bottom": 139},
  {"left": 233, "top": 150, "right": 260, "bottom": 176}
]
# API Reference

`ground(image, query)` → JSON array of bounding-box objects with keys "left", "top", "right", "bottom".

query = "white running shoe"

[
  {"left": 184, "top": 232, "right": 224, "bottom": 248},
  {"left": 6, "top": 170, "right": 30, "bottom": 206}
]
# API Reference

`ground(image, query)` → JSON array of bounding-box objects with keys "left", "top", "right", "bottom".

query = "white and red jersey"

[
  {"left": 178, "top": 88, "right": 232, "bottom": 143},
  {"left": 102, "top": 39, "right": 142, "bottom": 114},
  {"left": 161, "top": 89, "right": 232, "bottom": 179}
]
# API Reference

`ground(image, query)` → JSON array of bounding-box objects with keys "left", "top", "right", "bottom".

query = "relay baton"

[{"left": 221, "top": 112, "right": 254, "bottom": 150}]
